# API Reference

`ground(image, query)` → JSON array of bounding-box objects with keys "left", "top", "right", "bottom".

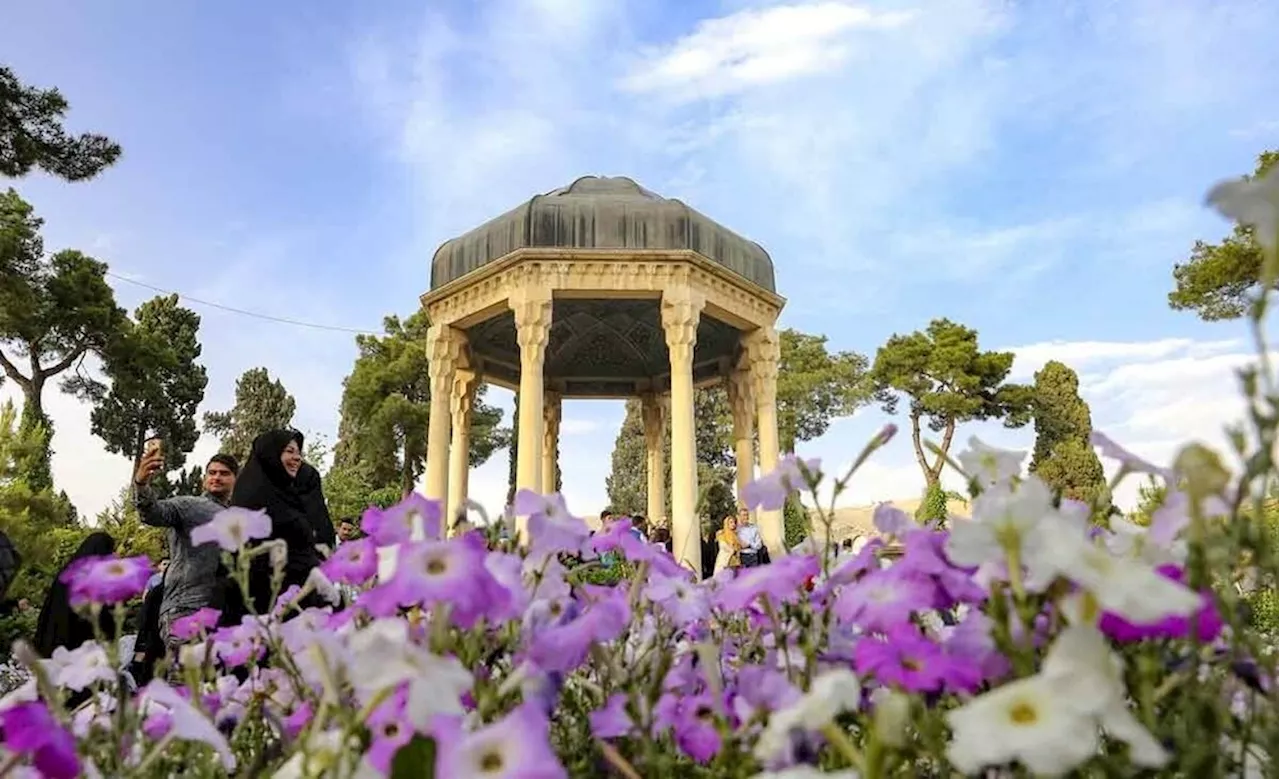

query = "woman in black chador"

[
  {"left": 221, "top": 429, "right": 323, "bottom": 622},
  {"left": 34, "top": 532, "right": 118, "bottom": 658},
  {"left": 295, "top": 461, "right": 336, "bottom": 553}
]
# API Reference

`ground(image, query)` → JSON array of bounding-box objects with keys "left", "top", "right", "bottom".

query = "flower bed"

[
  {"left": 0, "top": 170, "right": 1276, "bottom": 778},
  {"left": 3, "top": 424, "right": 1274, "bottom": 779}
]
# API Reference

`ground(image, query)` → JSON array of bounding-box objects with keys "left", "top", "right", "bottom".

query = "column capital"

[
  {"left": 640, "top": 392, "right": 668, "bottom": 443},
  {"left": 510, "top": 287, "right": 554, "bottom": 364},
  {"left": 450, "top": 368, "right": 478, "bottom": 420},
  {"left": 426, "top": 324, "right": 467, "bottom": 394},
  {"left": 744, "top": 326, "right": 780, "bottom": 405},
  {"left": 726, "top": 361, "right": 755, "bottom": 420},
  {"left": 661, "top": 287, "right": 705, "bottom": 363}
]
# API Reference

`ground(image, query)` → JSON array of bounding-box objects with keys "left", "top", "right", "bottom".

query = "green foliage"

[
  {"left": 389, "top": 736, "right": 437, "bottom": 779},
  {"left": 331, "top": 310, "right": 507, "bottom": 503},
  {"left": 917, "top": 481, "right": 949, "bottom": 523},
  {"left": 871, "top": 318, "right": 1032, "bottom": 486},
  {"left": 0, "top": 400, "right": 84, "bottom": 604},
  {"left": 203, "top": 367, "right": 296, "bottom": 465},
  {"left": 0, "top": 189, "right": 128, "bottom": 489},
  {"left": 0, "top": 66, "right": 121, "bottom": 181},
  {"left": 698, "top": 462, "right": 737, "bottom": 526},
  {"left": 95, "top": 487, "right": 164, "bottom": 562},
  {"left": 0, "top": 608, "right": 37, "bottom": 660},
  {"left": 66, "top": 294, "right": 208, "bottom": 473},
  {"left": 605, "top": 398, "right": 647, "bottom": 515},
  {"left": 1169, "top": 151, "right": 1278, "bottom": 321},
  {"left": 783, "top": 496, "right": 808, "bottom": 549},
  {"left": 1029, "top": 361, "right": 1107, "bottom": 507},
  {"left": 776, "top": 328, "right": 874, "bottom": 452}
]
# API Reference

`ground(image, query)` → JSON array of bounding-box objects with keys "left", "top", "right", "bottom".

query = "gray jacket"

[{"left": 133, "top": 484, "right": 228, "bottom": 624}]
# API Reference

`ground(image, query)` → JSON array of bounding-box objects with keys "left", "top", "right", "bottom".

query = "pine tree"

[{"left": 1029, "top": 361, "right": 1107, "bottom": 507}]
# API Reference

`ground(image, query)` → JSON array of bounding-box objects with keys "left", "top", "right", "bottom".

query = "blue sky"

[{"left": 1, "top": 0, "right": 1276, "bottom": 520}]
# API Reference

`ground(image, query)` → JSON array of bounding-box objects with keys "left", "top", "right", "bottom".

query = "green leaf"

[{"left": 389, "top": 736, "right": 437, "bottom": 779}]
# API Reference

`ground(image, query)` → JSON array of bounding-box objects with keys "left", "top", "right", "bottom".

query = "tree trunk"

[
  {"left": 909, "top": 411, "right": 936, "bottom": 486},
  {"left": 400, "top": 434, "right": 414, "bottom": 497},
  {"left": 15, "top": 378, "right": 54, "bottom": 491}
]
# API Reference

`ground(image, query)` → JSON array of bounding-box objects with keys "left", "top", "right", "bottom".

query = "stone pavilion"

[{"left": 419, "top": 176, "right": 786, "bottom": 571}]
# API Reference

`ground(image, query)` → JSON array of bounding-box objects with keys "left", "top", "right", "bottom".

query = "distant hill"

[{"left": 804, "top": 497, "right": 972, "bottom": 543}]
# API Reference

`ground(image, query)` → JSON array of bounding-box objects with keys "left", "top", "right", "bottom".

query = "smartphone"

[{"left": 144, "top": 437, "right": 163, "bottom": 460}]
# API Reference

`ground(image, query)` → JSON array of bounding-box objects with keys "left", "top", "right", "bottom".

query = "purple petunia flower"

[
  {"left": 527, "top": 592, "right": 631, "bottom": 674},
  {"left": 435, "top": 704, "right": 567, "bottom": 779},
  {"left": 320, "top": 536, "right": 379, "bottom": 586},
  {"left": 211, "top": 618, "right": 267, "bottom": 668},
  {"left": 61, "top": 554, "right": 152, "bottom": 606},
  {"left": 854, "top": 624, "right": 963, "bottom": 693},
  {"left": 375, "top": 534, "right": 510, "bottom": 628},
  {"left": 645, "top": 571, "right": 711, "bottom": 626},
  {"left": 514, "top": 490, "right": 592, "bottom": 557},
  {"left": 742, "top": 455, "right": 822, "bottom": 511},
  {"left": 716, "top": 554, "right": 819, "bottom": 611},
  {"left": 590, "top": 693, "right": 635, "bottom": 739},
  {"left": 365, "top": 687, "right": 412, "bottom": 774},
  {"left": 0, "top": 701, "right": 81, "bottom": 779},
  {"left": 654, "top": 691, "right": 727, "bottom": 763},
  {"left": 892, "top": 530, "right": 986, "bottom": 609},
  {"left": 590, "top": 518, "right": 685, "bottom": 577},
  {"left": 832, "top": 567, "right": 935, "bottom": 632},
  {"left": 170, "top": 607, "right": 222, "bottom": 641},
  {"left": 1099, "top": 564, "right": 1223, "bottom": 643},
  {"left": 362, "top": 493, "right": 443, "bottom": 545}
]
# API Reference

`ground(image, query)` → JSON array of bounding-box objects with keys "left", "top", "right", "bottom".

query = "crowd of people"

[{"left": 24, "top": 428, "right": 363, "bottom": 685}]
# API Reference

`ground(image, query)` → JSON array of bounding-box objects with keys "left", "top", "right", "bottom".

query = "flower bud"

[
  {"left": 871, "top": 687, "right": 911, "bottom": 748},
  {"left": 1174, "top": 443, "right": 1231, "bottom": 500}
]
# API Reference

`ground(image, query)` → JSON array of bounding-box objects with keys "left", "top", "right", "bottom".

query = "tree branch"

[
  {"left": 35, "top": 343, "right": 89, "bottom": 381},
  {"left": 910, "top": 410, "right": 931, "bottom": 483},
  {"left": 931, "top": 418, "right": 957, "bottom": 479},
  {"left": 0, "top": 350, "right": 31, "bottom": 389}
]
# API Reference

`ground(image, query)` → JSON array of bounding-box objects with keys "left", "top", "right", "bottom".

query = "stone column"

[
  {"left": 661, "top": 286, "right": 705, "bottom": 573},
  {"left": 726, "top": 358, "right": 756, "bottom": 502},
  {"left": 447, "top": 368, "right": 478, "bottom": 528},
  {"left": 510, "top": 287, "right": 553, "bottom": 539},
  {"left": 640, "top": 392, "right": 668, "bottom": 527},
  {"left": 746, "top": 326, "right": 784, "bottom": 558},
  {"left": 425, "top": 324, "right": 465, "bottom": 528},
  {"left": 541, "top": 391, "right": 561, "bottom": 495}
]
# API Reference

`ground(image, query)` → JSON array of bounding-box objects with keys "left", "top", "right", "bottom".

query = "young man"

[
  {"left": 132, "top": 451, "right": 239, "bottom": 651},
  {"left": 736, "top": 505, "right": 765, "bottom": 567}
]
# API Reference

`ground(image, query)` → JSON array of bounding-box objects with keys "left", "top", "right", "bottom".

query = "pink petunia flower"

[{"left": 62, "top": 555, "right": 152, "bottom": 606}]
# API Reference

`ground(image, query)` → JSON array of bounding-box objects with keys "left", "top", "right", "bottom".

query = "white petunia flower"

[
  {"left": 1207, "top": 164, "right": 1278, "bottom": 252},
  {"left": 190, "top": 507, "right": 271, "bottom": 551},
  {"left": 755, "top": 669, "right": 862, "bottom": 762},
  {"left": 1041, "top": 625, "right": 1168, "bottom": 768},
  {"left": 345, "top": 618, "right": 473, "bottom": 731},
  {"left": 957, "top": 436, "right": 1026, "bottom": 487},
  {"left": 51, "top": 641, "right": 115, "bottom": 692},
  {"left": 1043, "top": 524, "right": 1201, "bottom": 624},
  {"left": 947, "top": 476, "right": 1062, "bottom": 588},
  {"left": 946, "top": 673, "right": 1099, "bottom": 776}
]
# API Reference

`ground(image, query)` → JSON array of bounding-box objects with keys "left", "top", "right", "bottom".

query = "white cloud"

[
  {"left": 620, "top": 3, "right": 916, "bottom": 102},
  {"left": 559, "top": 418, "right": 601, "bottom": 436}
]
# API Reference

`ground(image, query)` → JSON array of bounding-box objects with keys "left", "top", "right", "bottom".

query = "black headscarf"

[
  {"left": 228, "top": 430, "right": 321, "bottom": 610},
  {"left": 34, "top": 532, "right": 117, "bottom": 658},
  {"left": 295, "top": 462, "right": 336, "bottom": 552}
]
